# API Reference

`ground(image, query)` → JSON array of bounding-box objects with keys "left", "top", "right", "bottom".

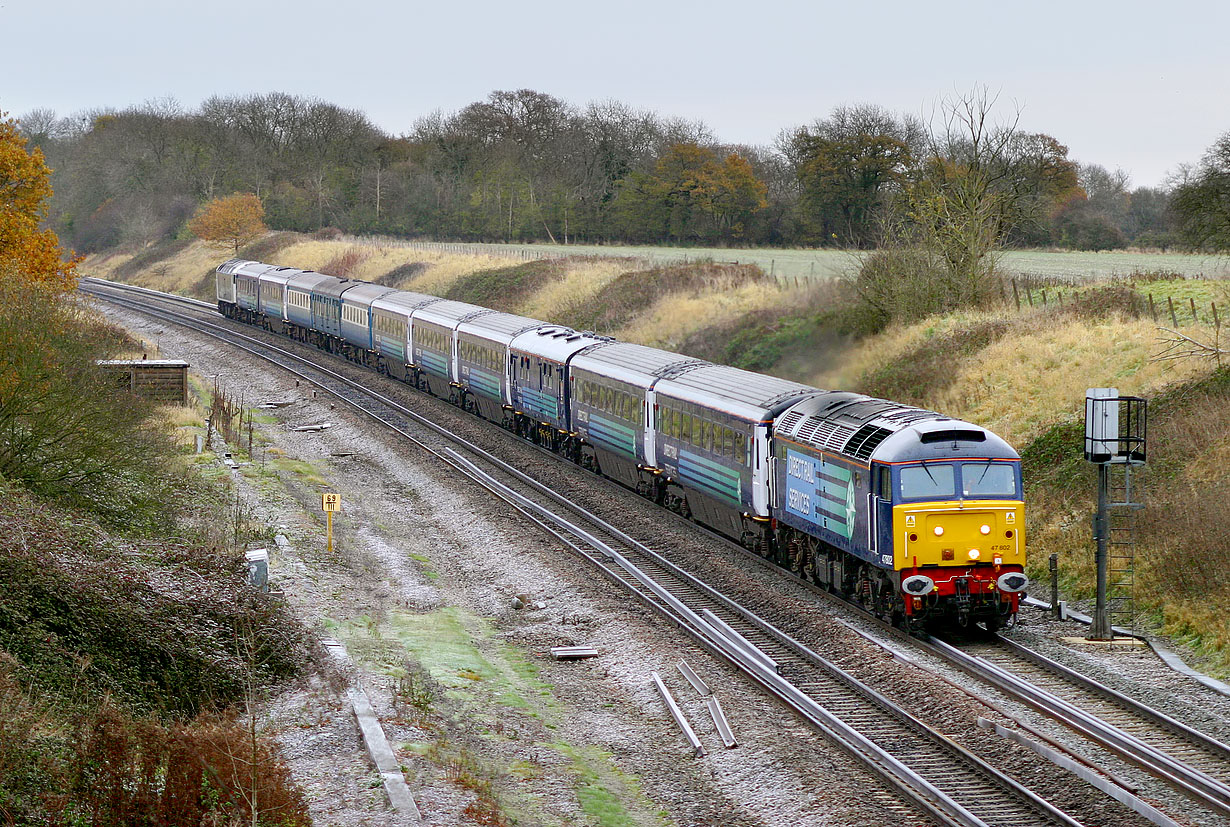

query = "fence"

[{"left": 1007, "top": 278, "right": 1223, "bottom": 327}]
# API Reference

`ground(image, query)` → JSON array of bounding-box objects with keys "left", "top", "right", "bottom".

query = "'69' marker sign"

[{"left": 321, "top": 493, "right": 340, "bottom": 551}]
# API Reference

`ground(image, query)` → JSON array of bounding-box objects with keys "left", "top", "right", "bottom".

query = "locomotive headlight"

[
  {"left": 997, "top": 572, "right": 1029, "bottom": 593},
  {"left": 901, "top": 574, "right": 935, "bottom": 596},
  {"left": 968, "top": 548, "right": 981, "bottom": 560},
  {"left": 980, "top": 524, "right": 991, "bottom": 535},
  {"left": 934, "top": 526, "right": 944, "bottom": 537}
]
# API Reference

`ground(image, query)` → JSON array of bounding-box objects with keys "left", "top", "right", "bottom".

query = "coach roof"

[{"left": 655, "top": 364, "right": 822, "bottom": 421}]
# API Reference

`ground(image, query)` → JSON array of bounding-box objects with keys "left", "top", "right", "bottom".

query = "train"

[{"left": 216, "top": 258, "right": 1029, "bottom": 631}]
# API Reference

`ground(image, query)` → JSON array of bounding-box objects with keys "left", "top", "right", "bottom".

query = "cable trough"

[{"left": 84, "top": 278, "right": 1085, "bottom": 827}]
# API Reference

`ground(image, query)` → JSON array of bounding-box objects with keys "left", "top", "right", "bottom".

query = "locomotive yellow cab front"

[
  {"left": 886, "top": 457, "right": 1028, "bottom": 628},
  {"left": 897, "top": 500, "right": 1024, "bottom": 569}
]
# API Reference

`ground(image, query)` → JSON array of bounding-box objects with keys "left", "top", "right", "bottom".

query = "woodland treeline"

[{"left": 17, "top": 88, "right": 1230, "bottom": 253}]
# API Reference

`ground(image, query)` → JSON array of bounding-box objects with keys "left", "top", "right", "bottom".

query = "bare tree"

[{"left": 910, "top": 86, "right": 1021, "bottom": 305}]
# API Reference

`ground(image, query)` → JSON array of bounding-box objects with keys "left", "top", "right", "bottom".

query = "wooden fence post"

[
  {"left": 1012, "top": 278, "right": 1020, "bottom": 311},
  {"left": 1191, "top": 297, "right": 1199, "bottom": 323},
  {"left": 1168, "top": 296, "right": 1178, "bottom": 327},
  {"left": 1149, "top": 294, "right": 1157, "bottom": 321},
  {"left": 1026, "top": 287, "right": 1034, "bottom": 307}
]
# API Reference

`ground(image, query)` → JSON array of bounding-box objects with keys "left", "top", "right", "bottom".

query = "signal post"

[{"left": 1084, "top": 389, "right": 1147, "bottom": 641}]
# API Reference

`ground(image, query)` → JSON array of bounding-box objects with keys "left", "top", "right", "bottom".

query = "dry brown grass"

[
  {"left": 822, "top": 306, "right": 1213, "bottom": 447},
  {"left": 316, "top": 246, "right": 370, "bottom": 278},
  {"left": 84, "top": 240, "right": 225, "bottom": 294},
  {"left": 615, "top": 283, "right": 795, "bottom": 349},
  {"left": 520, "top": 259, "right": 627, "bottom": 320}
]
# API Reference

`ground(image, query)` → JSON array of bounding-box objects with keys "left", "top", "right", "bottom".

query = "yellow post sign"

[{"left": 322, "top": 493, "right": 340, "bottom": 551}]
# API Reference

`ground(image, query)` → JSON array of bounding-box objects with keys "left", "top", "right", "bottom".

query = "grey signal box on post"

[
  {"left": 1085, "top": 388, "right": 1147, "bottom": 465},
  {"left": 1084, "top": 388, "right": 1147, "bottom": 640}
]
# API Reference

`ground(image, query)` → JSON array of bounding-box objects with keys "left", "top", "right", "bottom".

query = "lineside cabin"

[{"left": 95, "top": 359, "right": 189, "bottom": 405}]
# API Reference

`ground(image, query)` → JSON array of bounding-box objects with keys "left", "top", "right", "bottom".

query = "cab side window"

[{"left": 877, "top": 468, "right": 892, "bottom": 500}]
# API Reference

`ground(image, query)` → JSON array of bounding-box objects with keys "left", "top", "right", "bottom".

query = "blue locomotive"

[{"left": 216, "top": 258, "right": 1028, "bottom": 630}]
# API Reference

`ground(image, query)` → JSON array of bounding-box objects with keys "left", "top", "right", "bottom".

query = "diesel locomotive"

[{"left": 216, "top": 258, "right": 1028, "bottom": 630}]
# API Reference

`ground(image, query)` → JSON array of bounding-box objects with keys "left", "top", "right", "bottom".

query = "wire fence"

[{"left": 1006, "top": 278, "right": 1226, "bottom": 327}]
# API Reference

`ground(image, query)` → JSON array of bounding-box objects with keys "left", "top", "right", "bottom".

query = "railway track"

[
  {"left": 82, "top": 278, "right": 1087, "bottom": 827},
  {"left": 930, "top": 633, "right": 1230, "bottom": 816}
]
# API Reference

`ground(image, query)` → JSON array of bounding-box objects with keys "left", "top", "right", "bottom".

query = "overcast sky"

[{"left": 3, "top": 0, "right": 1227, "bottom": 188}]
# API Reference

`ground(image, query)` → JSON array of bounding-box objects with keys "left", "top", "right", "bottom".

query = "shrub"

[
  {"left": 677, "top": 280, "right": 867, "bottom": 375},
  {"left": 0, "top": 282, "right": 189, "bottom": 531},
  {"left": 0, "top": 664, "right": 311, "bottom": 827},
  {"left": 238, "top": 231, "right": 300, "bottom": 263},
  {"left": 0, "top": 483, "right": 316, "bottom": 716},
  {"left": 113, "top": 238, "right": 194, "bottom": 281},
  {"left": 853, "top": 245, "right": 1005, "bottom": 328}
]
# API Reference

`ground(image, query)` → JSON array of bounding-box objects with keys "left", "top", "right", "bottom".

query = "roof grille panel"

[
  {"left": 845, "top": 424, "right": 892, "bottom": 461},
  {"left": 777, "top": 410, "right": 804, "bottom": 432},
  {"left": 795, "top": 417, "right": 855, "bottom": 452}
]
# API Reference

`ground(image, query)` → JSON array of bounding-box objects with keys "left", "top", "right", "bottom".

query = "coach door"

[{"left": 512, "top": 353, "right": 532, "bottom": 409}]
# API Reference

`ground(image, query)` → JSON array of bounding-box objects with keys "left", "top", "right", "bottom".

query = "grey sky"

[{"left": 3, "top": 0, "right": 1226, "bottom": 188}]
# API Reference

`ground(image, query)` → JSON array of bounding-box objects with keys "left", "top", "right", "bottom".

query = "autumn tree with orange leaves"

[
  {"left": 188, "top": 193, "right": 267, "bottom": 254},
  {"left": 0, "top": 113, "right": 78, "bottom": 291}
]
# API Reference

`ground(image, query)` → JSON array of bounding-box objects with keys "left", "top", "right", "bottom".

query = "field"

[{"left": 369, "top": 238, "right": 1230, "bottom": 282}]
